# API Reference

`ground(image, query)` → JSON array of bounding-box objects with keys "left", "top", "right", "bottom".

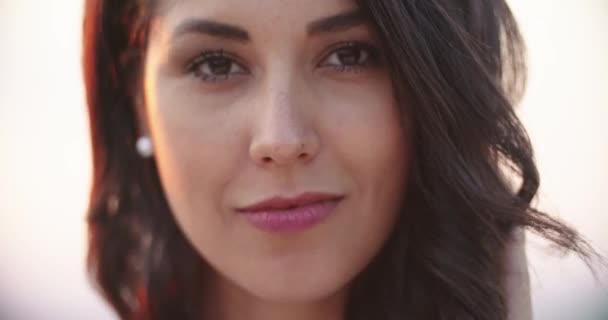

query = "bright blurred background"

[{"left": 0, "top": 1, "right": 606, "bottom": 319}]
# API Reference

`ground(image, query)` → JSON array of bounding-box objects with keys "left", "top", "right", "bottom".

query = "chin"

[
  {"left": 250, "top": 280, "right": 346, "bottom": 304},
  {"left": 226, "top": 265, "right": 353, "bottom": 304}
]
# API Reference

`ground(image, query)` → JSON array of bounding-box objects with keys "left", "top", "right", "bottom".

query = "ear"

[
  {"left": 133, "top": 92, "right": 155, "bottom": 158},
  {"left": 134, "top": 89, "right": 150, "bottom": 137}
]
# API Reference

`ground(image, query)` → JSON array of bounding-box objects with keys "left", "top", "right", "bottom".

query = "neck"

[{"left": 203, "top": 273, "right": 347, "bottom": 320}]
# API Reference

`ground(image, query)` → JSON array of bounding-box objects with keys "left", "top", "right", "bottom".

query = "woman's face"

[{"left": 143, "top": 0, "right": 410, "bottom": 303}]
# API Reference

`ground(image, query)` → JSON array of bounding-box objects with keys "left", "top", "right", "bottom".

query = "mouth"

[{"left": 236, "top": 192, "right": 345, "bottom": 233}]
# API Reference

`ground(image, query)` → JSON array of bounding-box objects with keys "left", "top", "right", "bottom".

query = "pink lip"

[{"left": 236, "top": 193, "right": 344, "bottom": 233}]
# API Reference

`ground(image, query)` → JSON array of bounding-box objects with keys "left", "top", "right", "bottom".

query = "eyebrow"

[
  {"left": 307, "top": 9, "right": 367, "bottom": 36},
  {"left": 171, "top": 8, "right": 367, "bottom": 42},
  {"left": 171, "top": 20, "right": 250, "bottom": 42}
]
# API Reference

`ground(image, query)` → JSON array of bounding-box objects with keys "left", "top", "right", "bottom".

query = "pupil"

[
  {"left": 209, "top": 58, "right": 231, "bottom": 74},
  {"left": 337, "top": 48, "right": 360, "bottom": 65}
]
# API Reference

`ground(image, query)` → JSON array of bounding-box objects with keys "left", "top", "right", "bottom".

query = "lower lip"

[{"left": 239, "top": 199, "right": 341, "bottom": 233}]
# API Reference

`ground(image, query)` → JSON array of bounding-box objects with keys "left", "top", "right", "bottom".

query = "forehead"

[{"left": 154, "top": 0, "right": 359, "bottom": 35}]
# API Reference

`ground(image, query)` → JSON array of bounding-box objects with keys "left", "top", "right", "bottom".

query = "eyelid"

[
  {"left": 181, "top": 41, "right": 380, "bottom": 83},
  {"left": 185, "top": 49, "right": 249, "bottom": 74},
  {"left": 184, "top": 49, "right": 252, "bottom": 84},
  {"left": 315, "top": 41, "right": 380, "bottom": 68}
]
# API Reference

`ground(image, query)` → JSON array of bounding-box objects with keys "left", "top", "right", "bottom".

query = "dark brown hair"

[{"left": 82, "top": 0, "right": 594, "bottom": 319}]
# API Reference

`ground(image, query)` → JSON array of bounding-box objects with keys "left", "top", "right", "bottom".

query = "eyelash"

[
  {"left": 185, "top": 41, "right": 381, "bottom": 83},
  {"left": 318, "top": 41, "right": 381, "bottom": 72},
  {"left": 185, "top": 49, "right": 248, "bottom": 82}
]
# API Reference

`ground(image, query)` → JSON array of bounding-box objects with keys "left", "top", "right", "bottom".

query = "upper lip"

[{"left": 236, "top": 192, "right": 344, "bottom": 212}]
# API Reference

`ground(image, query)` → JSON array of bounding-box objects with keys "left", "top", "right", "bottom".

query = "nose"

[{"left": 249, "top": 78, "right": 320, "bottom": 168}]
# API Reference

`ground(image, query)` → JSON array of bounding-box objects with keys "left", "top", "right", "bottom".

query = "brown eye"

[
  {"left": 187, "top": 50, "right": 248, "bottom": 82},
  {"left": 205, "top": 57, "right": 233, "bottom": 75},
  {"left": 334, "top": 47, "right": 368, "bottom": 66},
  {"left": 319, "top": 42, "right": 380, "bottom": 72}
]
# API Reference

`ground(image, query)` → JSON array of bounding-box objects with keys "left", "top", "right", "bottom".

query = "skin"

[
  {"left": 141, "top": 0, "right": 409, "bottom": 319},
  {"left": 505, "top": 228, "right": 532, "bottom": 320},
  {"left": 138, "top": 1, "right": 531, "bottom": 319}
]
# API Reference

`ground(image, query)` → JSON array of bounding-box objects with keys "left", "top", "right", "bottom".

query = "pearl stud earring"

[{"left": 136, "top": 136, "right": 154, "bottom": 158}]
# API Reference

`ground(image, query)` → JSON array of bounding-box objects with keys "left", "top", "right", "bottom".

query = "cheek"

[
  {"left": 144, "top": 77, "right": 247, "bottom": 234},
  {"left": 319, "top": 78, "right": 410, "bottom": 197},
  {"left": 316, "top": 77, "right": 411, "bottom": 269}
]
